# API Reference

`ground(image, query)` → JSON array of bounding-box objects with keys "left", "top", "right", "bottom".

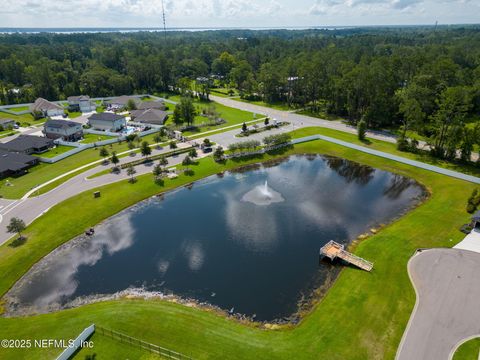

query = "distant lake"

[{"left": 6, "top": 155, "right": 424, "bottom": 321}]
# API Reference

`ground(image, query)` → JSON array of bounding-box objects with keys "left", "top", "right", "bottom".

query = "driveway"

[{"left": 396, "top": 248, "right": 480, "bottom": 360}]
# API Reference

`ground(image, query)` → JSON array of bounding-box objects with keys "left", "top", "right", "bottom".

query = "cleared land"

[{"left": 0, "top": 134, "right": 475, "bottom": 359}]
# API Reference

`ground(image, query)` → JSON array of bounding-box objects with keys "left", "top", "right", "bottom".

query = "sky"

[{"left": 0, "top": 0, "right": 478, "bottom": 29}]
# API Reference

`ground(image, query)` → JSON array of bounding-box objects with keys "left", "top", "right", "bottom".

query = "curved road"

[{"left": 396, "top": 248, "right": 480, "bottom": 360}]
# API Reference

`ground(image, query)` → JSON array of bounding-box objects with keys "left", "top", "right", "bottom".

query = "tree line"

[{"left": 0, "top": 27, "right": 479, "bottom": 160}]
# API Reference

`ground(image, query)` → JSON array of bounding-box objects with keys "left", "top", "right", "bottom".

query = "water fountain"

[{"left": 242, "top": 180, "right": 285, "bottom": 206}]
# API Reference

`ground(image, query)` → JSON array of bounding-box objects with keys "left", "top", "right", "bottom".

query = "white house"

[
  {"left": 67, "top": 95, "right": 96, "bottom": 113},
  {"left": 30, "top": 98, "right": 65, "bottom": 117},
  {"left": 88, "top": 113, "right": 126, "bottom": 132},
  {"left": 43, "top": 119, "right": 83, "bottom": 141}
]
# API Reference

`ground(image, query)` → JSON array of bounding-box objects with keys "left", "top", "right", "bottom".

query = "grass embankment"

[
  {"left": 291, "top": 127, "right": 480, "bottom": 177},
  {"left": 0, "top": 132, "right": 475, "bottom": 359},
  {"left": 453, "top": 338, "right": 480, "bottom": 360}
]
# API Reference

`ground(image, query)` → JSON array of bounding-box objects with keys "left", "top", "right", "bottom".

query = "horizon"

[{"left": 0, "top": 0, "right": 478, "bottom": 29}]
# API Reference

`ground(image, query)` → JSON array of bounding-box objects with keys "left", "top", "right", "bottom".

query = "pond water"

[{"left": 6, "top": 155, "right": 425, "bottom": 320}]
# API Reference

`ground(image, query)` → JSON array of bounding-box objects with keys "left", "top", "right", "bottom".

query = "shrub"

[{"left": 357, "top": 120, "right": 367, "bottom": 141}]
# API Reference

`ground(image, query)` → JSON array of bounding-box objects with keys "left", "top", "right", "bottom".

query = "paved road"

[
  {"left": 396, "top": 248, "right": 480, "bottom": 360},
  {"left": 209, "top": 95, "right": 479, "bottom": 162}
]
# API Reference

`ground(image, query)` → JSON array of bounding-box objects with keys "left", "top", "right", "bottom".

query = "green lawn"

[
  {"left": 0, "top": 110, "right": 43, "bottom": 127},
  {"left": 73, "top": 332, "right": 162, "bottom": 360},
  {"left": 0, "top": 130, "right": 17, "bottom": 139},
  {"left": 164, "top": 98, "right": 262, "bottom": 135},
  {"left": 79, "top": 133, "right": 116, "bottom": 144},
  {"left": 6, "top": 106, "right": 30, "bottom": 113},
  {"left": 297, "top": 109, "right": 345, "bottom": 121},
  {"left": 32, "top": 145, "right": 74, "bottom": 159},
  {"left": 235, "top": 98, "right": 292, "bottom": 111},
  {"left": 67, "top": 111, "right": 82, "bottom": 119},
  {"left": 0, "top": 133, "right": 158, "bottom": 199},
  {"left": 0, "top": 131, "right": 476, "bottom": 359},
  {"left": 453, "top": 338, "right": 480, "bottom": 360},
  {"left": 210, "top": 88, "right": 239, "bottom": 98}
]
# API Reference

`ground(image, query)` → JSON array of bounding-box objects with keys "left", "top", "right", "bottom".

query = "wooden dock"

[{"left": 320, "top": 240, "right": 373, "bottom": 272}]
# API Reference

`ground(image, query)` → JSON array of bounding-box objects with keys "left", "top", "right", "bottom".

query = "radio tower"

[{"left": 161, "top": 0, "right": 167, "bottom": 40}]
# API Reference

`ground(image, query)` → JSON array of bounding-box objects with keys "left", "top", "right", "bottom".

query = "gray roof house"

[
  {"left": 30, "top": 98, "right": 65, "bottom": 117},
  {"left": 0, "top": 118, "right": 16, "bottom": 130},
  {"left": 67, "top": 95, "right": 96, "bottom": 113},
  {"left": 0, "top": 135, "right": 54, "bottom": 155},
  {"left": 44, "top": 119, "right": 83, "bottom": 141},
  {"left": 130, "top": 109, "right": 168, "bottom": 126},
  {"left": 106, "top": 96, "right": 141, "bottom": 109},
  {"left": 137, "top": 100, "right": 166, "bottom": 111},
  {"left": 0, "top": 150, "right": 39, "bottom": 179},
  {"left": 473, "top": 210, "right": 480, "bottom": 229},
  {"left": 88, "top": 113, "right": 126, "bottom": 132}
]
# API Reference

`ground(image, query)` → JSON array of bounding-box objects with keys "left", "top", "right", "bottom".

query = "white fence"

[{"left": 55, "top": 324, "right": 95, "bottom": 360}]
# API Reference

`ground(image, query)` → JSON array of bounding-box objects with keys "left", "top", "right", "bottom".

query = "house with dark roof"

[
  {"left": 67, "top": 95, "right": 96, "bottom": 113},
  {"left": 0, "top": 150, "right": 39, "bottom": 179},
  {"left": 473, "top": 211, "right": 480, "bottom": 230},
  {"left": 130, "top": 109, "right": 168, "bottom": 126},
  {"left": 44, "top": 119, "right": 83, "bottom": 141},
  {"left": 0, "top": 118, "right": 16, "bottom": 130},
  {"left": 106, "top": 96, "right": 141, "bottom": 109},
  {"left": 0, "top": 135, "right": 54, "bottom": 155},
  {"left": 30, "top": 98, "right": 65, "bottom": 117},
  {"left": 88, "top": 113, "right": 126, "bottom": 132},
  {"left": 137, "top": 100, "right": 166, "bottom": 111}
]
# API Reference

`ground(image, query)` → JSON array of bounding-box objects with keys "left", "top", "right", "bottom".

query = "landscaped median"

[{"left": 0, "top": 131, "right": 476, "bottom": 359}]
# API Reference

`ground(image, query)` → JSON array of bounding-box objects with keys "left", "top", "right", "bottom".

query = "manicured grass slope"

[
  {"left": 453, "top": 338, "right": 480, "bottom": 360},
  {"left": 0, "top": 137, "right": 475, "bottom": 359}
]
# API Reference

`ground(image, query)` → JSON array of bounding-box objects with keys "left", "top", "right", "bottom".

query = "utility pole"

[{"left": 161, "top": 0, "right": 167, "bottom": 40}]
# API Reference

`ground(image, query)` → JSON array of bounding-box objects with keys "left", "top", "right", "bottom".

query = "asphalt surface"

[{"left": 396, "top": 248, "right": 480, "bottom": 360}]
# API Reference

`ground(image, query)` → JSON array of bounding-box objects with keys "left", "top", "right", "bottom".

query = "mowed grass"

[
  {"left": 79, "top": 133, "right": 116, "bottom": 144},
  {"left": 6, "top": 106, "right": 30, "bottom": 113},
  {"left": 0, "top": 110, "right": 43, "bottom": 127},
  {"left": 32, "top": 145, "right": 74, "bottom": 159},
  {"left": 0, "top": 133, "right": 475, "bottom": 359},
  {"left": 453, "top": 338, "right": 480, "bottom": 360}
]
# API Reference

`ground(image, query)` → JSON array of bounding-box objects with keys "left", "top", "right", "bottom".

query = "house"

[
  {"left": 130, "top": 109, "right": 168, "bottom": 126},
  {"left": 472, "top": 211, "right": 480, "bottom": 230},
  {"left": 44, "top": 119, "right": 83, "bottom": 141},
  {"left": 30, "top": 98, "right": 65, "bottom": 117},
  {"left": 0, "top": 118, "right": 16, "bottom": 130},
  {"left": 67, "top": 95, "right": 96, "bottom": 113},
  {"left": 137, "top": 100, "right": 166, "bottom": 111},
  {"left": 0, "top": 135, "right": 54, "bottom": 155},
  {"left": 106, "top": 96, "right": 141, "bottom": 110},
  {"left": 88, "top": 113, "right": 126, "bottom": 132},
  {"left": 0, "top": 150, "right": 39, "bottom": 179}
]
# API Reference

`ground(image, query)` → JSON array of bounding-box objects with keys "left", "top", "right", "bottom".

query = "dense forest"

[{"left": 0, "top": 27, "right": 479, "bottom": 160}]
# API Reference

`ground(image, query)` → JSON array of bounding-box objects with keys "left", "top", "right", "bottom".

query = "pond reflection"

[{"left": 6, "top": 155, "right": 425, "bottom": 320}]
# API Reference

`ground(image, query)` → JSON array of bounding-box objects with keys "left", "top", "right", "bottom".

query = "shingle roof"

[
  {"left": 68, "top": 95, "right": 91, "bottom": 102},
  {"left": 45, "top": 119, "right": 80, "bottom": 130},
  {"left": 137, "top": 101, "right": 166, "bottom": 110},
  {"left": 131, "top": 109, "right": 168, "bottom": 125},
  {"left": 0, "top": 149, "right": 38, "bottom": 173},
  {"left": 0, "top": 118, "right": 15, "bottom": 125},
  {"left": 30, "top": 98, "right": 64, "bottom": 112},
  {"left": 473, "top": 210, "right": 480, "bottom": 221},
  {"left": 107, "top": 96, "right": 141, "bottom": 107},
  {"left": 0, "top": 135, "right": 53, "bottom": 153},
  {"left": 88, "top": 113, "right": 125, "bottom": 123}
]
